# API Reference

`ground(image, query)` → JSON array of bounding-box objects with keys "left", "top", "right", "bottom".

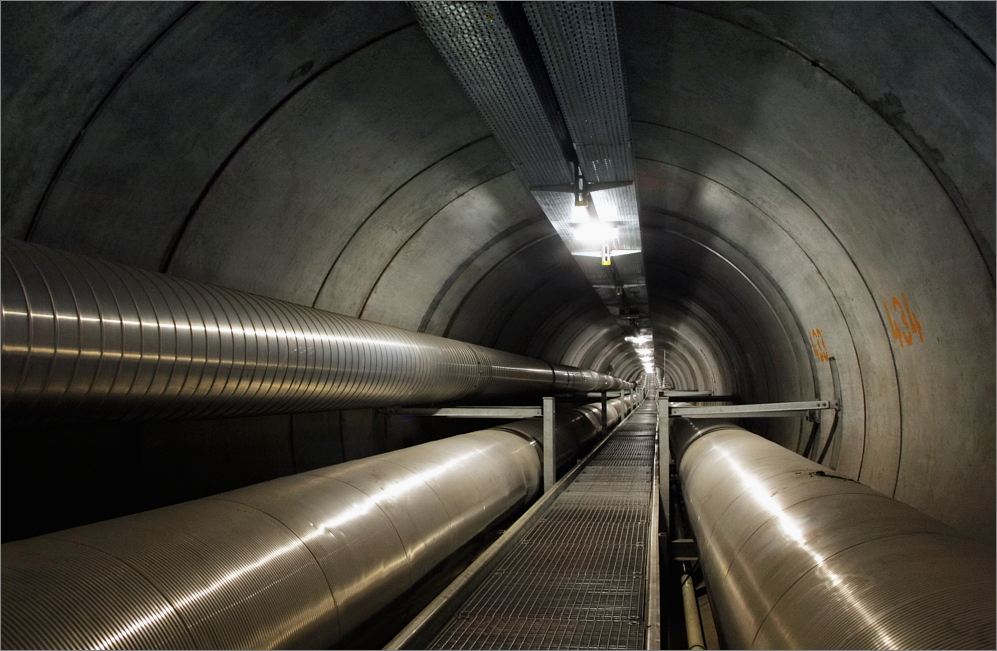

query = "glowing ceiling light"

[
  {"left": 573, "top": 220, "right": 619, "bottom": 244},
  {"left": 572, "top": 202, "right": 591, "bottom": 222},
  {"left": 572, "top": 248, "right": 640, "bottom": 257}
]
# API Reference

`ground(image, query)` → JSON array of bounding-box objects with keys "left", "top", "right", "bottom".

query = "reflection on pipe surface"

[
  {"left": 1, "top": 239, "right": 630, "bottom": 421},
  {"left": 671, "top": 418, "right": 995, "bottom": 650},
  {"left": 1, "top": 397, "right": 633, "bottom": 649}
]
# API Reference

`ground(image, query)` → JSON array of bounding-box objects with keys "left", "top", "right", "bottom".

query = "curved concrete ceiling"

[{"left": 2, "top": 1, "right": 993, "bottom": 544}]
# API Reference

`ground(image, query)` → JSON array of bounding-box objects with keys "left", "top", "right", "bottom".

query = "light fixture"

[
  {"left": 574, "top": 220, "right": 619, "bottom": 244},
  {"left": 573, "top": 163, "right": 591, "bottom": 220},
  {"left": 572, "top": 248, "right": 640, "bottom": 257},
  {"left": 572, "top": 201, "right": 591, "bottom": 222}
]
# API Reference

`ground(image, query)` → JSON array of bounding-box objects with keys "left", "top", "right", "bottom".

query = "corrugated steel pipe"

[
  {"left": 670, "top": 418, "right": 996, "bottom": 650},
  {"left": 1, "top": 238, "right": 630, "bottom": 421},
  {"left": 1, "top": 397, "right": 632, "bottom": 649}
]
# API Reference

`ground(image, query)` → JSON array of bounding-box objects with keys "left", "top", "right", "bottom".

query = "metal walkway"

[{"left": 429, "top": 402, "right": 659, "bottom": 650}]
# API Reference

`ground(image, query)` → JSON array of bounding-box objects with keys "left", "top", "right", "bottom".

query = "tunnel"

[{"left": 1, "top": 2, "right": 994, "bottom": 649}]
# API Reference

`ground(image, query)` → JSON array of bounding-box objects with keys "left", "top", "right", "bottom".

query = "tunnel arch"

[{"left": 2, "top": 0, "right": 992, "bottom": 547}]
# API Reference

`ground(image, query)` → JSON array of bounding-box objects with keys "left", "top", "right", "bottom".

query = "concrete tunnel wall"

[{"left": 2, "top": 0, "right": 993, "bottom": 547}]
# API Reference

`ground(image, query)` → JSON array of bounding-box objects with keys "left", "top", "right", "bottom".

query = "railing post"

[
  {"left": 543, "top": 396, "right": 556, "bottom": 494},
  {"left": 601, "top": 390, "right": 608, "bottom": 435},
  {"left": 658, "top": 393, "right": 670, "bottom": 535}
]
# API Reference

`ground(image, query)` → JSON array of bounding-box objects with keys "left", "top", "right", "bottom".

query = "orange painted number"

[
  {"left": 809, "top": 328, "right": 829, "bottom": 362},
  {"left": 903, "top": 293, "right": 924, "bottom": 343},
  {"left": 883, "top": 292, "right": 924, "bottom": 348}
]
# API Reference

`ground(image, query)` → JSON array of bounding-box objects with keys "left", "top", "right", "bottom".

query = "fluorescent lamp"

[
  {"left": 572, "top": 203, "right": 590, "bottom": 221},
  {"left": 574, "top": 221, "right": 619, "bottom": 244},
  {"left": 572, "top": 248, "right": 640, "bottom": 257}
]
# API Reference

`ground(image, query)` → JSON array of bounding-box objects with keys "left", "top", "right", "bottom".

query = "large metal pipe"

[
  {"left": 670, "top": 418, "right": 995, "bottom": 650},
  {"left": 1, "top": 238, "right": 630, "bottom": 421},
  {"left": 1, "top": 397, "right": 632, "bottom": 649}
]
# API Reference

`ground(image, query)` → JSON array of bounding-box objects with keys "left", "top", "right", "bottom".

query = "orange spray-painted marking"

[
  {"left": 809, "top": 328, "right": 829, "bottom": 362},
  {"left": 883, "top": 292, "right": 924, "bottom": 348}
]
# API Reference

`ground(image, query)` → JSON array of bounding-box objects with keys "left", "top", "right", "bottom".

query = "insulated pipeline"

[
  {"left": 1, "top": 398, "right": 631, "bottom": 650},
  {"left": 1, "top": 239, "right": 630, "bottom": 421},
  {"left": 670, "top": 418, "right": 995, "bottom": 650}
]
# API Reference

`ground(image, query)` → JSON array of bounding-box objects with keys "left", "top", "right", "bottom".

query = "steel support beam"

[
  {"left": 670, "top": 400, "right": 830, "bottom": 419},
  {"left": 662, "top": 390, "right": 713, "bottom": 398},
  {"left": 388, "top": 407, "right": 543, "bottom": 418},
  {"left": 543, "top": 396, "right": 556, "bottom": 493},
  {"left": 661, "top": 390, "right": 735, "bottom": 402},
  {"left": 586, "top": 390, "right": 623, "bottom": 398},
  {"left": 658, "top": 395, "right": 670, "bottom": 534},
  {"left": 645, "top": 421, "right": 662, "bottom": 650},
  {"left": 601, "top": 390, "right": 608, "bottom": 436}
]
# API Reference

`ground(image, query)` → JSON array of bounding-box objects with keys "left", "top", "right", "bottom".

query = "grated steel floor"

[{"left": 430, "top": 403, "right": 658, "bottom": 650}]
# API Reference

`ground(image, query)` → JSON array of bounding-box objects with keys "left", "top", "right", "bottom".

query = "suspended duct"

[
  {"left": 1, "top": 397, "right": 635, "bottom": 649},
  {"left": 410, "top": 1, "right": 656, "bottom": 371},
  {"left": 0, "top": 238, "right": 629, "bottom": 421},
  {"left": 670, "top": 418, "right": 995, "bottom": 649}
]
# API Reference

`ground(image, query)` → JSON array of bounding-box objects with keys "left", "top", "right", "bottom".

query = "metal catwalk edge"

[{"left": 430, "top": 402, "right": 657, "bottom": 650}]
